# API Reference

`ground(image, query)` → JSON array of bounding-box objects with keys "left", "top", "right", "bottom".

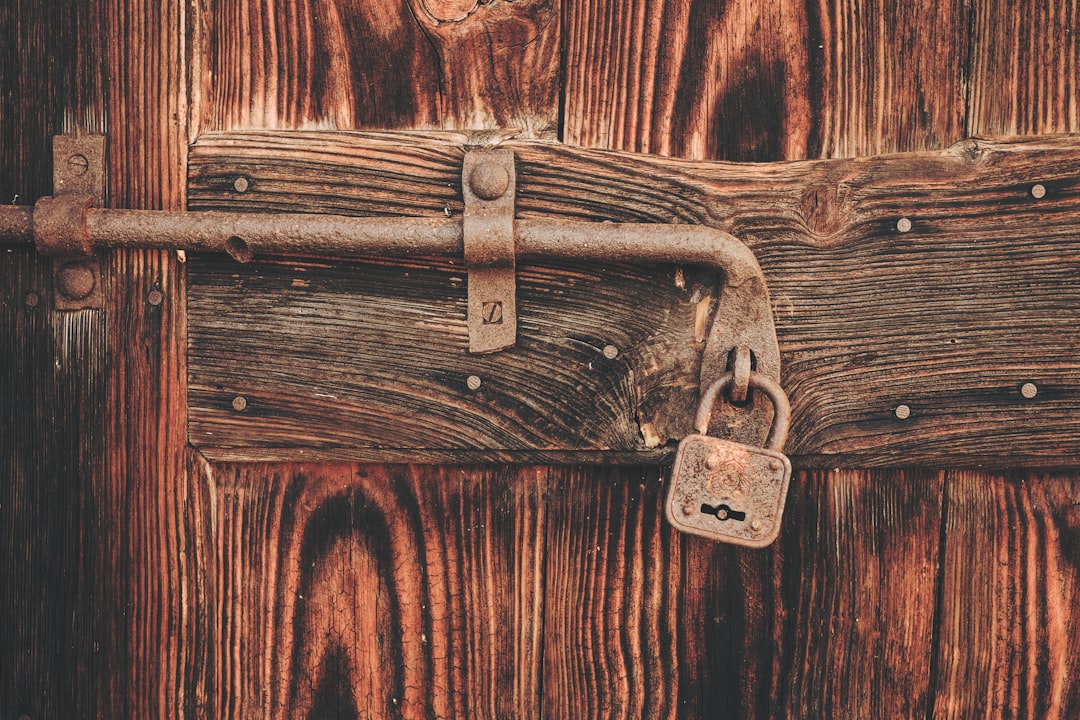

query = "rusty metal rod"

[{"left": 0, "top": 199, "right": 760, "bottom": 284}]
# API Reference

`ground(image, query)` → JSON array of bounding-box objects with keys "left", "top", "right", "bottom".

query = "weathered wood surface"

[
  {"left": 188, "top": 132, "right": 1080, "bottom": 466},
  {"left": 195, "top": 0, "right": 561, "bottom": 136},
  {"left": 562, "top": 0, "right": 970, "bottom": 160},
  {"left": 931, "top": 471, "right": 1080, "bottom": 719},
  {"left": 199, "top": 461, "right": 544, "bottom": 719},
  {"left": 6, "top": 0, "right": 1080, "bottom": 719}
]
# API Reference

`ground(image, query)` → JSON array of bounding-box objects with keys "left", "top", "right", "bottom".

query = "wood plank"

[
  {"left": 187, "top": 132, "right": 1080, "bottom": 466},
  {"left": 0, "top": 251, "right": 106, "bottom": 717},
  {"left": 97, "top": 0, "right": 203, "bottom": 718},
  {"left": 199, "top": 461, "right": 544, "bottom": 719},
  {"left": 538, "top": 469, "right": 944, "bottom": 718},
  {"left": 195, "top": 0, "right": 561, "bottom": 135},
  {"left": 561, "top": 0, "right": 969, "bottom": 159},
  {"left": 930, "top": 472, "right": 1080, "bottom": 719},
  {"left": 966, "top": 0, "right": 1080, "bottom": 137},
  {"left": 0, "top": 1, "right": 109, "bottom": 717}
]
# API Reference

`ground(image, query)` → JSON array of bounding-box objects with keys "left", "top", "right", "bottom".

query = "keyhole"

[{"left": 700, "top": 503, "right": 746, "bottom": 522}]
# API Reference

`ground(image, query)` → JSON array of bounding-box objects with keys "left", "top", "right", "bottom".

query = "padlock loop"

[{"left": 695, "top": 371, "right": 791, "bottom": 451}]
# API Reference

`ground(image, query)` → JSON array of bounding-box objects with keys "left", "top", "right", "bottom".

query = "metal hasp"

[{"left": 0, "top": 134, "right": 782, "bottom": 443}]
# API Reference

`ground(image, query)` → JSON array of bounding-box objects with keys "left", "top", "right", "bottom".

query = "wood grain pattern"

[
  {"left": 188, "top": 132, "right": 1080, "bottom": 465},
  {"left": 931, "top": 472, "right": 1080, "bottom": 719},
  {"left": 196, "top": 0, "right": 561, "bottom": 136},
  {"left": 562, "top": 0, "right": 969, "bottom": 160},
  {"left": 0, "top": 1, "right": 109, "bottom": 718},
  {"left": 967, "top": 0, "right": 1080, "bottom": 137},
  {"left": 200, "top": 461, "right": 544, "bottom": 719},
  {"left": 538, "top": 469, "right": 944, "bottom": 719},
  {"left": 0, "top": 252, "right": 106, "bottom": 717},
  {"left": 98, "top": 0, "right": 200, "bottom": 719}
]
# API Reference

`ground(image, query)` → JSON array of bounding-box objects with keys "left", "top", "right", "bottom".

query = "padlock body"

[{"left": 665, "top": 434, "right": 792, "bottom": 547}]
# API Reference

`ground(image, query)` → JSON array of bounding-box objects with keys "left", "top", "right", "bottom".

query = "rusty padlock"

[{"left": 665, "top": 370, "right": 792, "bottom": 547}]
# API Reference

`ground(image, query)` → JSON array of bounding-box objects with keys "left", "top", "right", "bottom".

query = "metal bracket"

[
  {"left": 50, "top": 135, "right": 105, "bottom": 310},
  {"left": 463, "top": 149, "right": 517, "bottom": 353}
]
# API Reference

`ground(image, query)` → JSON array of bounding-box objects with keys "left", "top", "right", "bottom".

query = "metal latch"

[{"left": 0, "top": 134, "right": 784, "bottom": 448}]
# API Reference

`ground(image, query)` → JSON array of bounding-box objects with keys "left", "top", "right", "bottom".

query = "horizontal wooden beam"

[{"left": 187, "top": 131, "right": 1080, "bottom": 466}]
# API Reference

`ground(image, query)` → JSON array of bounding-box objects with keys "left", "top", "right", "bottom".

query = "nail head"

[
  {"left": 469, "top": 163, "right": 509, "bottom": 200},
  {"left": 603, "top": 344, "right": 619, "bottom": 359},
  {"left": 896, "top": 217, "right": 912, "bottom": 233},
  {"left": 894, "top": 404, "right": 911, "bottom": 420},
  {"left": 56, "top": 262, "right": 96, "bottom": 300},
  {"left": 232, "top": 396, "right": 248, "bottom": 411},
  {"left": 147, "top": 289, "right": 164, "bottom": 306},
  {"left": 750, "top": 519, "right": 763, "bottom": 532},
  {"left": 233, "top": 176, "right": 251, "bottom": 193},
  {"left": 24, "top": 291, "right": 40, "bottom": 308},
  {"left": 466, "top": 375, "right": 482, "bottom": 391},
  {"left": 1030, "top": 184, "right": 1046, "bottom": 199},
  {"left": 1020, "top": 382, "right": 1038, "bottom": 399}
]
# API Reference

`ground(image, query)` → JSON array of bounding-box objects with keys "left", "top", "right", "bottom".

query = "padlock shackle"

[{"left": 695, "top": 371, "right": 791, "bottom": 451}]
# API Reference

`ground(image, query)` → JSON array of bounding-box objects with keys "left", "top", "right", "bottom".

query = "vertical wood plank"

[
  {"left": 540, "top": 468, "right": 682, "bottom": 719},
  {"left": 967, "top": 0, "right": 1080, "bottom": 136},
  {"left": 562, "top": 0, "right": 970, "bottom": 159},
  {"left": 931, "top": 472, "right": 1080, "bottom": 719},
  {"left": 539, "top": 469, "right": 944, "bottom": 719},
  {"left": 98, "top": 0, "right": 200, "bottom": 718},
  {"left": 203, "top": 463, "right": 543, "bottom": 719},
  {"left": 0, "top": 1, "right": 108, "bottom": 718},
  {"left": 197, "top": 0, "right": 561, "bottom": 135}
]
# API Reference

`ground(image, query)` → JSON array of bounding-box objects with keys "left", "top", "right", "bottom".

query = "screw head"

[
  {"left": 895, "top": 404, "right": 911, "bottom": 420},
  {"left": 681, "top": 503, "right": 695, "bottom": 517},
  {"left": 466, "top": 375, "right": 482, "bottom": 391},
  {"left": 56, "top": 262, "right": 96, "bottom": 300},
  {"left": 469, "top": 163, "right": 510, "bottom": 200},
  {"left": 67, "top": 153, "right": 90, "bottom": 176},
  {"left": 705, "top": 454, "right": 721, "bottom": 470},
  {"left": 1020, "top": 382, "right": 1038, "bottom": 399},
  {"left": 1030, "top": 183, "right": 1046, "bottom": 199},
  {"left": 768, "top": 458, "right": 783, "bottom": 472},
  {"left": 896, "top": 217, "right": 912, "bottom": 233},
  {"left": 750, "top": 518, "right": 763, "bottom": 532}
]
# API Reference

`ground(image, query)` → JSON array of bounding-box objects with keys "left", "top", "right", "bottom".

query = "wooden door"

[{"left": 3, "top": 1, "right": 1080, "bottom": 718}]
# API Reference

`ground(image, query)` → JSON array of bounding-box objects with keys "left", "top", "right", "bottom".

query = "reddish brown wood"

[
  {"left": 196, "top": 0, "right": 561, "bottom": 135},
  {"left": 930, "top": 472, "right": 1080, "bottom": 719},
  {"left": 198, "top": 461, "right": 544, "bottom": 719},
  {"left": 967, "top": 0, "right": 1080, "bottom": 137},
  {"left": 562, "top": 0, "right": 969, "bottom": 160}
]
